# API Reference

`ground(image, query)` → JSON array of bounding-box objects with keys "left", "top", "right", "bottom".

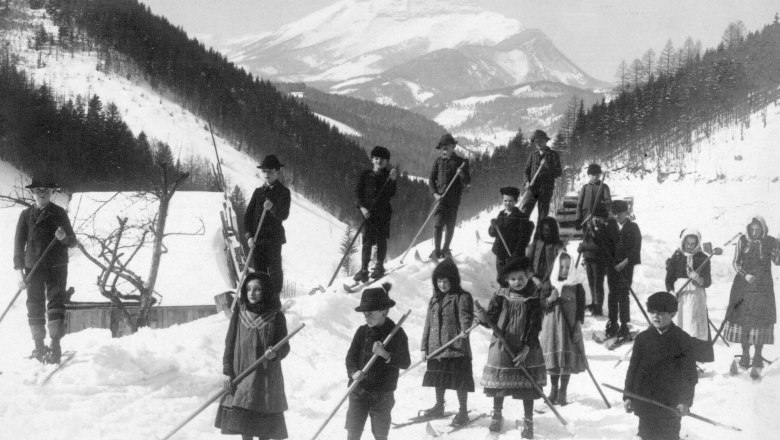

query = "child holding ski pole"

[
  {"left": 428, "top": 133, "right": 470, "bottom": 260},
  {"left": 489, "top": 186, "right": 535, "bottom": 286},
  {"left": 419, "top": 259, "right": 475, "bottom": 426},
  {"left": 345, "top": 283, "right": 411, "bottom": 440},
  {"left": 476, "top": 256, "right": 546, "bottom": 439},
  {"left": 216, "top": 272, "right": 290, "bottom": 440}
]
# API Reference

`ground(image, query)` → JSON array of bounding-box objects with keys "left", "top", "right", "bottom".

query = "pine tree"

[{"left": 339, "top": 224, "right": 359, "bottom": 276}]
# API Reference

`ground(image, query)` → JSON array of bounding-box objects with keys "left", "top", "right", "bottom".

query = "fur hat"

[
  {"left": 257, "top": 154, "right": 284, "bottom": 170},
  {"left": 499, "top": 186, "right": 520, "bottom": 200},
  {"left": 499, "top": 255, "right": 534, "bottom": 280},
  {"left": 432, "top": 258, "right": 461, "bottom": 292},
  {"left": 586, "top": 163, "right": 602, "bottom": 175},
  {"left": 646, "top": 291, "right": 678, "bottom": 313},
  {"left": 355, "top": 283, "right": 396, "bottom": 312},
  {"left": 370, "top": 146, "right": 391, "bottom": 160},
  {"left": 435, "top": 133, "right": 457, "bottom": 149}
]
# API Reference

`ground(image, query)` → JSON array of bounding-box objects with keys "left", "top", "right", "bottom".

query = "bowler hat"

[
  {"left": 257, "top": 155, "right": 284, "bottom": 170},
  {"left": 530, "top": 129, "right": 550, "bottom": 142},
  {"left": 646, "top": 291, "right": 678, "bottom": 313},
  {"left": 586, "top": 163, "right": 602, "bottom": 175},
  {"left": 25, "top": 179, "right": 58, "bottom": 189},
  {"left": 370, "top": 146, "right": 391, "bottom": 160},
  {"left": 435, "top": 133, "right": 458, "bottom": 149},
  {"left": 611, "top": 199, "right": 629, "bottom": 214},
  {"left": 499, "top": 186, "right": 520, "bottom": 200},
  {"left": 354, "top": 282, "right": 396, "bottom": 312}
]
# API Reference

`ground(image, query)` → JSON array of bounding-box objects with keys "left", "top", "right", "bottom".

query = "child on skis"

[
  {"left": 723, "top": 215, "right": 780, "bottom": 370},
  {"left": 624, "top": 291, "right": 698, "bottom": 440},
  {"left": 476, "top": 256, "right": 546, "bottom": 439},
  {"left": 489, "top": 186, "right": 535, "bottom": 286},
  {"left": 216, "top": 272, "right": 290, "bottom": 440},
  {"left": 428, "top": 133, "right": 470, "bottom": 260},
  {"left": 665, "top": 228, "right": 714, "bottom": 363},
  {"left": 419, "top": 259, "right": 475, "bottom": 426},
  {"left": 353, "top": 146, "right": 397, "bottom": 283},
  {"left": 607, "top": 199, "right": 641, "bottom": 342},
  {"left": 527, "top": 216, "right": 563, "bottom": 282},
  {"left": 540, "top": 252, "right": 587, "bottom": 406},
  {"left": 345, "top": 283, "right": 411, "bottom": 440}
]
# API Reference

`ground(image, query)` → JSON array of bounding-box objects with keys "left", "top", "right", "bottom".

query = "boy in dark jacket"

[
  {"left": 519, "top": 130, "right": 562, "bottom": 224},
  {"left": 624, "top": 291, "right": 697, "bottom": 440},
  {"left": 489, "top": 187, "right": 535, "bottom": 286},
  {"left": 244, "top": 155, "right": 291, "bottom": 296},
  {"left": 575, "top": 164, "right": 612, "bottom": 226},
  {"left": 14, "top": 179, "right": 76, "bottom": 364},
  {"left": 577, "top": 214, "right": 618, "bottom": 319},
  {"left": 354, "top": 146, "right": 397, "bottom": 283},
  {"left": 429, "top": 133, "right": 470, "bottom": 260},
  {"left": 608, "top": 200, "right": 642, "bottom": 340},
  {"left": 346, "top": 283, "right": 411, "bottom": 440}
]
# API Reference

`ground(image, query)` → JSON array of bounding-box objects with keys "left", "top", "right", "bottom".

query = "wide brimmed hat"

[
  {"left": 354, "top": 282, "right": 396, "bottom": 312},
  {"left": 499, "top": 186, "right": 520, "bottom": 200},
  {"left": 586, "top": 163, "right": 602, "bottom": 175},
  {"left": 25, "top": 179, "right": 58, "bottom": 189},
  {"left": 611, "top": 200, "right": 629, "bottom": 214},
  {"left": 646, "top": 291, "right": 678, "bottom": 313},
  {"left": 257, "top": 155, "right": 284, "bottom": 170},
  {"left": 435, "top": 133, "right": 457, "bottom": 149},
  {"left": 370, "top": 146, "right": 391, "bottom": 160},
  {"left": 530, "top": 129, "right": 550, "bottom": 142}
]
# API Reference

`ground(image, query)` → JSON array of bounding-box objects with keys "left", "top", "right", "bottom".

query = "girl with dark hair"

[
  {"left": 215, "top": 272, "right": 289, "bottom": 440},
  {"left": 527, "top": 216, "right": 563, "bottom": 282}
]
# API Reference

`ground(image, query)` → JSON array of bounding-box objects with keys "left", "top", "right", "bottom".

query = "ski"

[
  {"left": 426, "top": 413, "right": 487, "bottom": 437},
  {"left": 750, "top": 366, "right": 762, "bottom": 380},
  {"left": 392, "top": 411, "right": 458, "bottom": 429},
  {"left": 607, "top": 332, "right": 638, "bottom": 351},
  {"left": 414, "top": 250, "right": 462, "bottom": 265},
  {"left": 40, "top": 351, "right": 77, "bottom": 385},
  {"left": 343, "top": 264, "right": 406, "bottom": 293}
]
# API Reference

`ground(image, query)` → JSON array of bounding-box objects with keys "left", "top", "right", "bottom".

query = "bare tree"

[
  {"left": 641, "top": 49, "right": 655, "bottom": 82},
  {"left": 657, "top": 39, "right": 677, "bottom": 77},
  {"left": 629, "top": 58, "right": 645, "bottom": 88},
  {"left": 722, "top": 20, "right": 747, "bottom": 49},
  {"left": 615, "top": 60, "right": 629, "bottom": 92}
]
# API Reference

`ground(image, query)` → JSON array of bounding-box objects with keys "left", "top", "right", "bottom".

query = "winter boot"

[
  {"left": 428, "top": 250, "right": 441, "bottom": 261},
  {"left": 353, "top": 269, "right": 369, "bottom": 284},
  {"left": 605, "top": 321, "right": 619, "bottom": 339},
  {"left": 451, "top": 409, "right": 470, "bottom": 427},
  {"left": 489, "top": 410, "right": 503, "bottom": 432},
  {"left": 520, "top": 417, "right": 534, "bottom": 439},
  {"left": 547, "top": 384, "right": 558, "bottom": 405},
  {"left": 739, "top": 345, "right": 751, "bottom": 368},
  {"left": 440, "top": 248, "right": 453, "bottom": 258},
  {"left": 617, "top": 323, "right": 632, "bottom": 341},
  {"left": 46, "top": 338, "right": 62, "bottom": 364},
  {"left": 370, "top": 264, "right": 385, "bottom": 280},
  {"left": 557, "top": 387, "right": 568, "bottom": 406},
  {"left": 420, "top": 402, "right": 444, "bottom": 418},
  {"left": 31, "top": 339, "right": 49, "bottom": 363}
]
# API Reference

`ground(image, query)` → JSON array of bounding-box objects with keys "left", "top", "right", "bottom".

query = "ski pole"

[
  {"left": 159, "top": 322, "right": 305, "bottom": 440},
  {"left": 674, "top": 232, "right": 739, "bottom": 297},
  {"left": 1, "top": 237, "right": 59, "bottom": 328},
  {"left": 474, "top": 301, "right": 568, "bottom": 427},
  {"left": 400, "top": 163, "right": 465, "bottom": 264},
  {"left": 518, "top": 158, "right": 547, "bottom": 210},
  {"left": 493, "top": 222, "right": 512, "bottom": 257},
  {"left": 602, "top": 383, "right": 742, "bottom": 432},
  {"left": 401, "top": 321, "right": 479, "bottom": 377},
  {"left": 575, "top": 172, "right": 608, "bottom": 268},
  {"left": 230, "top": 207, "right": 268, "bottom": 311},
  {"left": 310, "top": 309, "right": 411, "bottom": 440}
]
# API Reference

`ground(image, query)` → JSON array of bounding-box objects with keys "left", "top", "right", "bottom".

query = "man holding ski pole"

[
  {"left": 520, "top": 130, "right": 562, "bottom": 225},
  {"left": 428, "top": 133, "right": 470, "bottom": 260}
]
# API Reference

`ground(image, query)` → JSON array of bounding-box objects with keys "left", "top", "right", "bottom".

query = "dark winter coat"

[
  {"left": 624, "top": 324, "right": 697, "bottom": 417},
  {"left": 14, "top": 203, "right": 76, "bottom": 270},
  {"left": 614, "top": 220, "right": 642, "bottom": 267},
  {"left": 244, "top": 181, "right": 291, "bottom": 244},
  {"left": 346, "top": 318, "right": 411, "bottom": 393},
  {"left": 575, "top": 181, "right": 612, "bottom": 225},
  {"left": 429, "top": 153, "right": 470, "bottom": 206},
  {"left": 527, "top": 240, "right": 561, "bottom": 281},
  {"left": 221, "top": 306, "right": 290, "bottom": 413},
  {"left": 665, "top": 250, "right": 712, "bottom": 292},
  {"left": 578, "top": 217, "right": 618, "bottom": 263},
  {"left": 421, "top": 261, "right": 474, "bottom": 359},
  {"left": 488, "top": 208, "right": 534, "bottom": 261},
  {"left": 523, "top": 147, "right": 562, "bottom": 193},
  {"left": 355, "top": 168, "right": 396, "bottom": 220}
]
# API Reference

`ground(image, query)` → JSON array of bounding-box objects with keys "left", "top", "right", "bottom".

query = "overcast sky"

[{"left": 141, "top": 0, "right": 778, "bottom": 82}]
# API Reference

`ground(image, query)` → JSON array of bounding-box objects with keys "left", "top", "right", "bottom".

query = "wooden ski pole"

[
  {"left": 474, "top": 301, "right": 568, "bottom": 427},
  {"left": 309, "top": 309, "right": 411, "bottom": 440},
  {"left": 159, "top": 322, "right": 305, "bottom": 440},
  {"left": 494, "top": 223, "right": 512, "bottom": 256},
  {"left": 602, "top": 383, "right": 742, "bottom": 432},
  {"left": 1, "top": 237, "right": 59, "bottom": 327},
  {"left": 674, "top": 233, "right": 739, "bottom": 297},
  {"left": 230, "top": 207, "right": 268, "bottom": 311},
  {"left": 400, "top": 163, "right": 465, "bottom": 264},
  {"left": 401, "top": 321, "right": 480, "bottom": 377},
  {"left": 518, "top": 158, "right": 547, "bottom": 211}
]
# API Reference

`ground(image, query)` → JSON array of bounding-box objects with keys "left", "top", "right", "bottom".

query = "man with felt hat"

[
  {"left": 428, "top": 133, "right": 471, "bottom": 260},
  {"left": 244, "top": 154, "right": 291, "bottom": 296},
  {"left": 520, "top": 129, "right": 562, "bottom": 225},
  {"left": 353, "top": 146, "right": 398, "bottom": 283},
  {"left": 13, "top": 178, "right": 76, "bottom": 363}
]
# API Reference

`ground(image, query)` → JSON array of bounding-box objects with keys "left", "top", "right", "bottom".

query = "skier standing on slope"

[
  {"left": 576, "top": 163, "right": 612, "bottom": 316},
  {"left": 489, "top": 186, "right": 535, "bottom": 287},
  {"left": 519, "top": 130, "right": 562, "bottom": 225},
  {"left": 607, "top": 200, "right": 642, "bottom": 342},
  {"left": 428, "top": 133, "right": 470, "bottom": 261}
]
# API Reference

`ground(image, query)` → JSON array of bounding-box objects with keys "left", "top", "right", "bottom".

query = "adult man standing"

[
  {"left": 244, "top": 155, "right": 291, "bottom": 296},
  {"left": 14, "top": 179, "right": 76, "bottom": 363},
  {"left": 520, "top": 130, "right": 562, "bottom": 224},
  {"left": 428, "top": 133, "right": 470, "bottom": 260}
]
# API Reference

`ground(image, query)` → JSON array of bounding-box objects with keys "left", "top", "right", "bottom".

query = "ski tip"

[{"left": 425, "top": 421, "right": 440, "bottom": 438}]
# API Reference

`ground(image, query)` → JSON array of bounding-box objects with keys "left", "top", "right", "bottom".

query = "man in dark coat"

[
  {"left": 624, "top": 292, "right": 697, "bottom": 440},
  {"left": 520, "top": 130, "right": 562, "bottom": 224},
  {"left": 488, "top": 187, "right": 535, "bottom": 286},
  {"left": 429, "top": 133, "right": 471, "bottom": 259},
  {"left": 608, "top": 199, "right": 642, "bottom": 340},
  {"left": 13, "top": 179, "right": 76, "bottom": 363},
  {"left": 244, "top": 155, "right": 291, "bottom": 296},
  {"left": 354, "top": 146, "right": 397, "bottom": 282}
]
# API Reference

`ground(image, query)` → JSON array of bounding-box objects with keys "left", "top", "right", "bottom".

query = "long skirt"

[
  {"left": 422, "top": 356, "right": 475, "bottom": 392},
  {"left": 676, "top": 287, "right": 709, "bottom": 341},
  {"left": 540, "top": 310, "right": 587, "bottom": 375},
  {"left": 481, "top": 342, "right": 545, "bottom": 400},
  {"left": 723, "top": 322, "right": 775, "bottom": 345},
  {"left": 215, "top": 405, "right": 288, "bottom": 439}
]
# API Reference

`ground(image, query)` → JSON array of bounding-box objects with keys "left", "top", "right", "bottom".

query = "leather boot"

[{"left": 521, "top": 417, "right": 534, "bottom": 438}]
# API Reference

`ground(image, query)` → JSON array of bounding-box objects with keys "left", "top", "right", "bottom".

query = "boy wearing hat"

[
  {"left": 575, "top": 164, "right": 612, "bottom": 227},
  {"left": 607, "top": 199, "right": 641, "bottom": 340},
  {"left": 624, "top": 292, "right": 697, "bottom": 440},
  {"left": 346, "top": 283, "right": 411, "bottom": 440},
  {"left": 520, "top": 130, "right": 562, "bottom": 225},
  {"left": 353, "top": 146, "right": 398, "bottom": 282},
  {"left": 13, "top": 179, "right": 76, "bottom": 363},
  {"left": 244, "top": 155, "right": 291, "bottom": 296},
  {"left": 488, "top": 187, "right": 535, "bottom": 286},
  {"left": 428, "top": 133, "right": 470, "bottom": 260}
]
